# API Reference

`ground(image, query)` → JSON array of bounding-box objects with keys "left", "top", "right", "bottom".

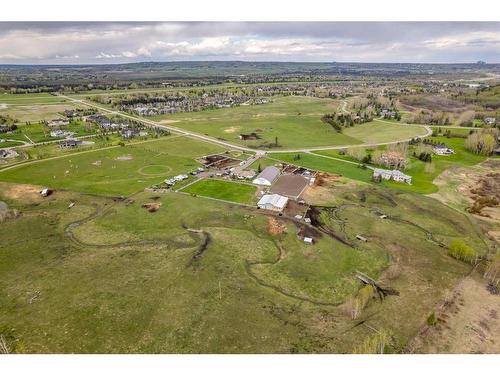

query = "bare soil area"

[{"left": 407, "top": 275, "right": 500, "bottom": 353}]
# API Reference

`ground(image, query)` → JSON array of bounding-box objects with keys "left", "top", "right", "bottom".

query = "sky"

[{"left": 0, "top": 22, "right": 499, "bottom": 65}]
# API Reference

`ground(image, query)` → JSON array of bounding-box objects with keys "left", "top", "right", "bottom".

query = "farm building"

[
  {"left": 257, "top": 194, "right": 288, "bottom": 212},
  {"left": 373, "top": 168, "right": 412, "bottom": 184},
  {"left": 252, "top": 166, "right": 280, "bottom": 186}
]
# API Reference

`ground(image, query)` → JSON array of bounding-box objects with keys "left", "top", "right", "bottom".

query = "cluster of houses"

[
  {"left": 124, "top": 93, "right": 270, "bottom": 117},
  {"left": 372, "top": 168, "right": 412, "bottom": 184},
  {"left": 86, "top": 115, "right": 128, "bottom": 130}
]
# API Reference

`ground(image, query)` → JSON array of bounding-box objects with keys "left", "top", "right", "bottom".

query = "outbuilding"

[
  {"left": 257, "top": 194, "right": 288, "bottom": 212},
  {"left": 252, "top": 166, "right": 280, "bottom": 186}
]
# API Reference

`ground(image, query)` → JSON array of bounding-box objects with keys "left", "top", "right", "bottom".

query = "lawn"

[
  {"left": 0, "top": 136, "right": 225, "bottom": 196},
  {"left": 181, "top": 178, "right": 257, "bottom": 204}
]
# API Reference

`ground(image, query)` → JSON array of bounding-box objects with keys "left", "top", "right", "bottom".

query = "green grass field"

[
  {"left": 269, "top": 152, "right": 373, "bottom": 183},
  {"left": 0, "top": 182, "right": 485, "bottom": 353},
  {"left": 343, "top": 120, "right": 427, "bottom": 143},
  {"left": 150, "top": 96, "right": 427, "bottom": 149},
  {"left": 0, "top": 120, "right": 98, "bottom": 144},
  {"left": 181, "top": 178, "right": 257, "bottom": 204},
  {"left": 0, "top": 136, "right": 225, "bottom": 196},
  {"left": 0, "top": 92, "right": 68, "bottom": 105}
]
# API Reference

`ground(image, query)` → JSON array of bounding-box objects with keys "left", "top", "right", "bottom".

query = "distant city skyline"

[{"left": 0, "top": 22, "right": 499, "bottom": 64}]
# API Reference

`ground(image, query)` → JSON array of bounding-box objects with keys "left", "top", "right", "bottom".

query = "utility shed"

[
  {"left": 252, "top": 166, "right": 280, "bottom": 186},
  {"left": 257, "top": 194, "right": 288, "bottom": 212}
]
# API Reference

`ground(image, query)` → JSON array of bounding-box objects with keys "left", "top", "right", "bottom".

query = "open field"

[
  {"left": 150, "top": 96, "right": 427, "bottom": 149},
  {"left": 0, "top": 92, "right": 68, "bottom": 105},
  {"left": 343, "top": 120, "right": 427, "bottom": 143},
  {"left": 181, "top": 178, "right": 258, "bottom": 205},
  {"left": 0, "top": 103, "right": 79, "bottom": 123},
  {"left": 0, "top": 120, "right": 98, "bottom": 144},
  {"left": 0, "top": 136, "right": 225, "bottom": 196},
  {"left": 269, "top": 152, "right": 373, "bottom": 183},
  {"left": 0, "top": 181, "right": 488, "bottom": 353}
]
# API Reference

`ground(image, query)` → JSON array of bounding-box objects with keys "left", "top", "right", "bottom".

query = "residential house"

[
  {"left": 484, "top": 117, "right": 496, "bottom": 125},
  {"left": 433, "top": 145, "right": 454, "bottom": 155},
  {"left": 373, "top": 168, "right": 412, "bottom": 184},
  {"left": 59, "top": 139, "right": 82, "bottom": 149},
  {"left": 48, "top": 119, "right": 70, "bottom": 127}
]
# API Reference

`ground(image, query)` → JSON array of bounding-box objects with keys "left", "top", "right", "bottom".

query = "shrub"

[
  {"left": 352, "top": 329, "right": 393, "bottom": 354},
  {"left": 448, "top": 240, "right": 477, "bottom": 264},
  {"left": 427, "top": 312, "right": 438, "bottom": 326}
]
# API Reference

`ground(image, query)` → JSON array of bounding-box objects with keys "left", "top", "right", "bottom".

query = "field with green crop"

[
  {"left": 0, "top": 136, "right": 225, "bottom": 196},
  {"left": 181, "top": 178, "right": 258, "bottom": 205}
]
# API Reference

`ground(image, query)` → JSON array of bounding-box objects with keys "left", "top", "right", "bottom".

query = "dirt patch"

[
  {"left": 115, "top": 155, "right": 133, "bottom": 161},
  {"left": 0, "top": 103, "right": 7, "bottom": 109},
  {"left": 141, "top": 202, "right": 162, "bottom": 212},
  {"left": 0, "top": 182, "right": 44, "bottom": 203},
  {"left": 407, "top": 276, "right": 500, "bottom": 353},
  {"left": 267, "top": 217, "right": 287, "bottom": 235},
  {"left": 223, "top": 126, "right": 240, "bottom": 133},
  {"left": 157, "top": 119, "right": 179, "bottom": 124},
  {"left": 270, "top": 174, "right": 310, "bottom": 199}
]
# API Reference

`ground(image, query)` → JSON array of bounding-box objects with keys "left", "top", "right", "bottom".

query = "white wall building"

[
  {"left": 373, "top": 168, "right": 412, "bottom": 184},
  {"left": 252, "top": 166, "right": 280, "bottom": 186},
  {"left": 257, "top": 194, "right": 288, "bottom": 212}
]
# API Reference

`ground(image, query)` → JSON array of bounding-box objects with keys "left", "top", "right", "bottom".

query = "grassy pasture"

[
  {"left": 0, "top": 182, "right": 485, "bottom": 353},
  {"left": 0, "top": 92, "right": 67, "bottom": 105},
  {"left": 152, "top": 96, "right": 361, "bottom": 149},
  {"left": 0, "top": 104, "right": 80, "bottom": 123},
  {"left": 0, "top": 136, "right": 225, "bottom": 196},
  {"left": 270, "top": 152, "right": 373, "bottom": 183},
  {"left": 181, "top": 178, "right": 258, "bottom": 205},
  {"left": 0, "top": 120, "right": 98, "bottom": 144},
  {"left": 343, "top": 120, "right": 427, "bottom": 143}
]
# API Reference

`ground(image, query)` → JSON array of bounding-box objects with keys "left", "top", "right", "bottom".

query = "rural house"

[
  {"left": 373, "top": 168, "right": 412, "bottom": 184},
  {"left": 257, "top": 194, "right": 288, "bottom": 212},
  {"left": 252, "top": 166, "right": 280, "bottom": 186}
]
